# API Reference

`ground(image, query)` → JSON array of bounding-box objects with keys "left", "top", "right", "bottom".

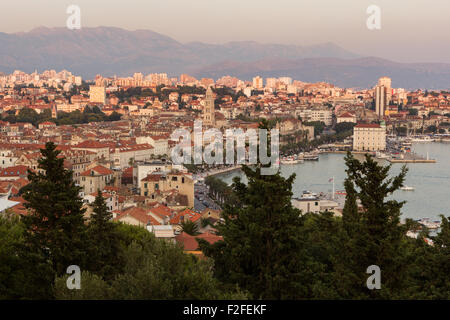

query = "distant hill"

[{"left": 1, "top": 26, "right": 449, "bottom": 89}]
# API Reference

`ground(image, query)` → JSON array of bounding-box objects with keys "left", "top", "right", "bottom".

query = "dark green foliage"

[
  {"left": 304, "top": 121, "right": 326, "bottom": 136},
  {"left": 332, "top": 153, "right": 410, "bottom": 299},
  {"left": 54, "top": 235, "right": 248, "bottom": 300},
  {"left": 200, "top": 164, "right": 307, "bottom": 299},
  {"left": 205, "top": 175, "right": 239, "bottom": 205},
  {"left": 3, "top": 106, "right": 121, "bottom": 127},
  {"left": 334, "top": 121, "right": 356, "bottom": 134},
  {"left": 21, "top": 142, "right": 89, "bottom": 277},
  {"left": 180, "top": 220, "right": 200, "bottom": 236},
  {"left": 86, "top": 191, "right": 124, "bottom": 280}
]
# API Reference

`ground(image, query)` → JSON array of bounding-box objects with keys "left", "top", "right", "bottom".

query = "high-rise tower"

[{"left": 375, "top": 85, "right": 387, "bottom": 118}]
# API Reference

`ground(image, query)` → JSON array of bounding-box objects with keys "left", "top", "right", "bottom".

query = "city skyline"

[{"left": 1, "top": 0, "right": 450, "bottom": 64}]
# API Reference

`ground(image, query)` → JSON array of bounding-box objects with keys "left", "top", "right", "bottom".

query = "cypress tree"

[
  {"left": 334, "top": 152, "right": 409, "bottom": 298},
  {"left": 87, "top": 190, "right": 123, "bottom": 280},
  {"left": 200, "top": 120, "right": 307, "bottom": 299},
  {"left": 22, "top": 142, "right": 89, "bottom": 277}
]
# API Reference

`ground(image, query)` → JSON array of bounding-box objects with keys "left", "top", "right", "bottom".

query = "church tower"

[
  {"left": 51, "top": 104, "right": 58, "bottom": 119},
  {"left": 203, "top": 86, "right": 215, "bottom": 126}
]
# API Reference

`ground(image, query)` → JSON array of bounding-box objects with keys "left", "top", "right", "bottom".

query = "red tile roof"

[
  {"left": 114, "top": 207, "right": 160, "bottom": 225},
  {"left": 0, "top": 165, "right": 29, "bottom": 177},
  {"left": 175, "top": 232, "right": 223, "bottom": 251},
  {"left": 170, "top": 208, "right": 201, "bottom": 224},
  {"left": 80, "top": 165, "right": 113, "bottom": 176}
]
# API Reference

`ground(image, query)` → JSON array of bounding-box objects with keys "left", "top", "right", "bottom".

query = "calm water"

[{"left": 217, "top": 142, "right": 450, "bottom": 221}]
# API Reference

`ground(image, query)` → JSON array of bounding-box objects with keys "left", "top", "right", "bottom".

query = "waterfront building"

[{"left": 353, "top": 123, "right": 386, "bottom": 151}]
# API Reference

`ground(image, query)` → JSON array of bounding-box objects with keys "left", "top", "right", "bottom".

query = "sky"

[{"left": 1, "top": 0, "right": 450, "bottom": 63}]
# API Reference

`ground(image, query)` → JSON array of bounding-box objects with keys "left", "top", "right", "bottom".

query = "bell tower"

[{"left": 203, "top": 86, "right": 215, "bottom": 126}]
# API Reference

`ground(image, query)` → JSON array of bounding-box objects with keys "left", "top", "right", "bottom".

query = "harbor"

[{"left": 217, "top": 142, "right": 448, "bottom": 221}]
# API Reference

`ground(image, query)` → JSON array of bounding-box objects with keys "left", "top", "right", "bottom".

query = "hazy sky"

[{"left": 1, "top": 0, "right": 450, "bottom": 63}]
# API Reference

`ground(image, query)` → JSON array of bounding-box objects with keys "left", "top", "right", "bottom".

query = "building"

[
  {"left": 378, "top": 76, "right": 392, "bottom": 104},
  {"left": 292, "top": 198, "right": 339, "bottom": 215},
  {"left": 132, "top": 161, "right": 171, "bottom": 188},
  {"left": 80, "top": 165, "right": 114, "bottom": 195},
  {"left": 252, "top": 76, "right": 263, "bottom": 89},
  {"left": 89, "top": 86, "right": 106, "bottom": 104},
  {"left": 299, "top": 108, "right": 333, "bottom": 126},
  {"left": 337, "top": 112, "right": 357, "bottom": 123},
  {"left": 353, "top": 123, "right": 386, "bottom": 151},
  {"left": 140, "top": 170, "right": 194, "bottom": 208},
  {"left": 202, "top": 86, "right": 215, "bottom": 126},
  {"left": 374, "top": 76, "right": 392, "bottom": 118},
  {"left": 375, "top": 85, "right": 387, "bottom": 118}
]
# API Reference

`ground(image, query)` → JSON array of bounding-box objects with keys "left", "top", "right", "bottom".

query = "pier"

[{"left": 387, "top": 158, "right": 436, "bottom": 163}]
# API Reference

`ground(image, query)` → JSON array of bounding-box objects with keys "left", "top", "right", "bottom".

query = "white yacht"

[
  {"left": 400, "top": 185, "right": 415, "bottom": 191},
  {"left": 376, "top": 151, "right": 390, "bottom": 159},
  {"left": 411, "top": 136, "right": 434, "bottom": 142},
  {"left": 280, "top": 156, "right": 304, "bottom": 165}
]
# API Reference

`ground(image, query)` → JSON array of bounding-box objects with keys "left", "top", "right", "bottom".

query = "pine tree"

[
  {"left": 334, "top": 152, "right": 409, "bottom": 298},
  {"left": 199, "top": 120, "right": 308, "bottom": 299},
  {"left": 21, "top": 142, "right": 89, "bottom": 277},
  {"left": 87, "top": 190, "right": 123, "bottom": 280}
]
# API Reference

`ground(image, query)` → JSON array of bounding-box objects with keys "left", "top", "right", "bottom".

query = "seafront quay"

[
  {"left": 321, "top": 150, "right": 436, "bottom": 163},
  {"left": 194, "top": 164, "right": 242, "bottom": 180}
]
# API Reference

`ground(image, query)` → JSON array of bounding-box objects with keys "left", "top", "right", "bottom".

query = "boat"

[
  {"left": 400, "top": 185, "right": 415, "bottom": 191},
  {"left": 300, "top": 190, "right": 318, "bottom": 199},
  {"left": 376, "top": 151, "right": 390, "bottom": 159},
  {"left": 303, "top": 151, "right": 319, "bottom": 161},
  {"left": 280, "top": 156, "right": 303, "bottom": 165},
  {"left": 417, "top": 218, "right": 441, "bottom": 230},
  {"left": 411, "top": 136, "right": 434, "bottom": 142}
]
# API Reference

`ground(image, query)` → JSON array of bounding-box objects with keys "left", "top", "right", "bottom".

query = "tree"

[
  {"left": 21, "top": 142, "right": 89, "bottom": 277},
  {"left": 0, "top": 212, "right": 26, "bottom": 298},
  {"left": 108, "top": 111, "right": 122, "bottom": 121},
  {"left": 425, "top": 125, "right": 437, "bottom": 133},
  {"left": 17, "top": 107, "right": 39, "bottom": 125},
  {"left": 200, "top": 164, "right": 309, "bottom": 299},
  {"left": 87, "top": 191, "right": 124, "bottom": 280},
  {"left": 304, "top": 121, "right": 326, "bottom": 136},
  {"left": 180, "top": 220, "right": 199, "bottom": 236},
  {"left": 54, "top": 235, "right": 248, "bottom": 299},
  {"left": 199, "top": 119, "right": 308, "bottom": 299},
  {"left": 333, "top": 152, "right": 409, "bottom": 299},
  {"left": 335, "top": 122, "right": 356, "bottom": 134}
]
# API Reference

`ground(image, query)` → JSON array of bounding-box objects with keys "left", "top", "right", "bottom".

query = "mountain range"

[{"left": 1, "top": 26, "right": 449, "bottom": 89}]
